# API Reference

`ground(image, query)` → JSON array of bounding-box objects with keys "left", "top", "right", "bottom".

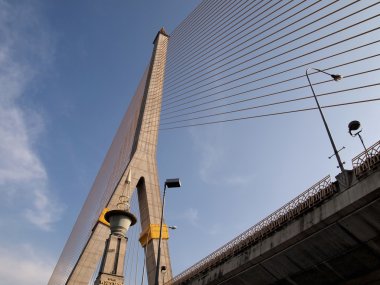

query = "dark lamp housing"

[
  {"left": 164, "top": 178, "right": 181, "bottom": 188},
  {"left": 348, "top": 120, "right": 361, "bottom": 136}
]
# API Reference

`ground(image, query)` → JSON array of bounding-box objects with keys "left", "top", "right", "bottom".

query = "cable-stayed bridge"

[{"left": 49, "top": 1, "right": 380, "bottom": 284}]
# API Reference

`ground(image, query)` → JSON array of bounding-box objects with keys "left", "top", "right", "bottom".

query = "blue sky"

[{"left": 0, "top": 1, "right": 379, "bottom": 284}]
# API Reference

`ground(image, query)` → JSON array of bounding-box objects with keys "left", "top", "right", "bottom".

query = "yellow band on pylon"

[
  {"left": 139, "top": 224, "right": 169, "bottom": 247},
  {"left": 98, "top": 208, "right": 110, "bottom": 226}
]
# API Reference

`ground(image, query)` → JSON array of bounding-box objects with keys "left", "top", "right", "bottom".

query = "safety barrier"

[{"left": 352, "top": 140, "right": 380, "bottom": 178}]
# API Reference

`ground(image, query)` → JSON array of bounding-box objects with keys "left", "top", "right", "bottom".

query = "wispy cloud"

[
  {"left": 206, "top": 223, "right": 221, "bottom": 236},
  {"left": 189, "top": 127, "right": 224, "bottom": 183},
  {"left": 0, "top": 0, "right": 62, "bottom": 230},
  {"left": 0, "top": 108, "right": 46, "bottom": 183},
  {"left": 189, "top": 127, "right": 255, "bottom": 187},
  {"left": 182, "top": 207, "right": 199, "bottom": 226},
  {"left": 0, "top": 244, "right": 54, "bottom": 285},
  {"left": 224, "top": 174, "right": 254, "bottom": 187},
  {"left": 178, "top": 207, "right": 222, "bottom": 236}
]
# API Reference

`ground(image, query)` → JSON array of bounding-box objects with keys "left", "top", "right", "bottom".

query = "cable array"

[
  {"left": 164, "top": 0, "right": 333, "bottom": 92},
  {"left": 163, "top": 5, "right": 379, "bottom": 103},
  {"left": 160, "top": 55, "right": 380, "bottom": 118},
  {"left": 160, "top": 98, "right": 380, "bottom": 131},
  {"left": 160, "top": 0, "right": 380, "bottom": 130}
]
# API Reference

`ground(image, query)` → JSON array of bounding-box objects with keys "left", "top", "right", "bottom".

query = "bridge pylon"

[{"left": 49, "top": 28, "right": 171, "bottom": 285}]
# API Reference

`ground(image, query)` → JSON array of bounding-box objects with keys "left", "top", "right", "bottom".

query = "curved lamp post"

[
  {"left": 154, "top": 178, "right": 181, "bottom": 285},
  {"left": 348, "top": 120, "right": 368, "bottom": 152},
  {"left": 306, "top": 68, "right": 345, "bottom": 173}
]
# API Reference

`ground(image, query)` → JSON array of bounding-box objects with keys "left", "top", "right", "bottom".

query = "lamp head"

[
  {"left": 348, "top": 120, "right": 361, "bottom": 136},
  {"left": 331, "top": 74, "right": 343, "bottom": 81},
  {"left": 105, "top": 210, "right": 137, "bottom": 237},
  {"left": 161, "top": 265, "right": 167, "bottom": 274},
  {"left": 165, "top": 178, "right": 181, "bottom": 188}
]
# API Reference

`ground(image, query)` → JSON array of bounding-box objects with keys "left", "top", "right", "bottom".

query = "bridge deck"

[{"left": 171, "top": 141, "right": 380, "bottom": 285}]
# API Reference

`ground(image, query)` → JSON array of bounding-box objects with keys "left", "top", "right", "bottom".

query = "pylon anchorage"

[{"left": 48, "top": 28, "right": 170, "bottom": 285}]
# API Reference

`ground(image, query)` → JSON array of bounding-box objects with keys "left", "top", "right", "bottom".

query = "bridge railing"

[
  {"left": 169, "top": 175, "right": 336, "bottom": 284},
  {"left": 352, "top": 140, "right": 380, "bottom": 177}
]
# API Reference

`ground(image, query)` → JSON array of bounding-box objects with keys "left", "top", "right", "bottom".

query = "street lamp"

[
  {"left": 154, "top": 178, "right": 181, "bottom": 285},
  {"left": 306, "top": 68, "right": 345, "bottom": 173},
  {"left": 94, "top": 208, "right": 137, "bottom": 285},
  {"left": 348, "top": 120, "right": 368, "bottom": 153},
  {"left": 161, "top": 265, "right": 167, "bottom": 284}
]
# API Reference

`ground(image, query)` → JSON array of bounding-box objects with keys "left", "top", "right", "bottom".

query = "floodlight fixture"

[{"left": 165, "top": 178, "right": 181, "bottom": 188}]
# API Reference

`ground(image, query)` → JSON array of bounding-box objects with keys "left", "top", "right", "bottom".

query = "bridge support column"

[{"left": 58, "top": 28, "right": 170, "bottom": 285}]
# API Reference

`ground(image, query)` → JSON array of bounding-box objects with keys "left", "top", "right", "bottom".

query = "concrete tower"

[{"left": 49, "top": 28, "right": 171, "bottom": 285}]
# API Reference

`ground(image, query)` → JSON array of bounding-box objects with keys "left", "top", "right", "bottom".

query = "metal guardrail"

[
  {"left": 352, "top": 140, "right": 380, "bottom": 177},
  {"left": 169, "top": 175, "right": 336, "bottom": 284}
]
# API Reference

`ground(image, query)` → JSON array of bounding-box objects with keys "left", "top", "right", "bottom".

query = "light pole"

[
  {"left": 154, "top": 178, "right": 181, "bottom": 285},
  {"left": 306, "top": 68, "right": 345, "bottom": 173}
]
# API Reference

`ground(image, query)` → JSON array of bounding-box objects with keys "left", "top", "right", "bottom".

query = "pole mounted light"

[
  {"left": 348, "top": 120, "right": 368, "bottom": 153},
  {"left": 348, "top": 120, "right": 361, "bottom": 136},
  {"left": 94, "top": 207, "right": 137, "bottom": 285},
  {"left": 306, "top": 68, "right": 345, "bottom": 173},
  {"left": 164, "top": 178, "right": 181, "bottom": 188},
  {"left": 161, "top": 265, "right": 167, "bottom": 284},
  {"left": 154, "top": 178, "right": 181, "bottom": 285},
  {"left": 312, "top": 68, "right": 343, "bottom": 81}
]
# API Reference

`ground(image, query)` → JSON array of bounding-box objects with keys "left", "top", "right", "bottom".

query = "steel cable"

[
  {"left": 160, "top": 97, "right": 380, "bottom": 131},
  {"left": 144, "top": 42, "right": 380, "bottom": 116},
  {"left": 164, "top": 0, "right": 370, "bottom": 95},
  {"left": 161, "top": 82, "right": 380, "bottom": 126},
  {"left": 161, "top": 67, "right": 380, "bottom": 122},
  {"left": 159, "top": 40, "right": 380, "bottom": 114},
  {"left": 168, "top": 0, "right": 232, "bottom": 51},
  {"left": 166, "top": 0, "right": 285, "bottom": 74},
  {"left": 165, "top": 0, "right": 319, "bottom": 88},
  {"left": 168, "top": 0, "right": 247, "bottom": 64},
  {"left": 167, "top": 0, "right": 262, "bottom": 66},
  {"left": 159, "top": 54, "right": 380, "bottom": 117},
  {"left": 162, "top": 27, "right": 380, "bottom": 111},
  {"left": 163, "top": 16, "right": 380, "bottom": 107},
  {"left": 169, "top": 0, "right": 212, "bottom": 40}
]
